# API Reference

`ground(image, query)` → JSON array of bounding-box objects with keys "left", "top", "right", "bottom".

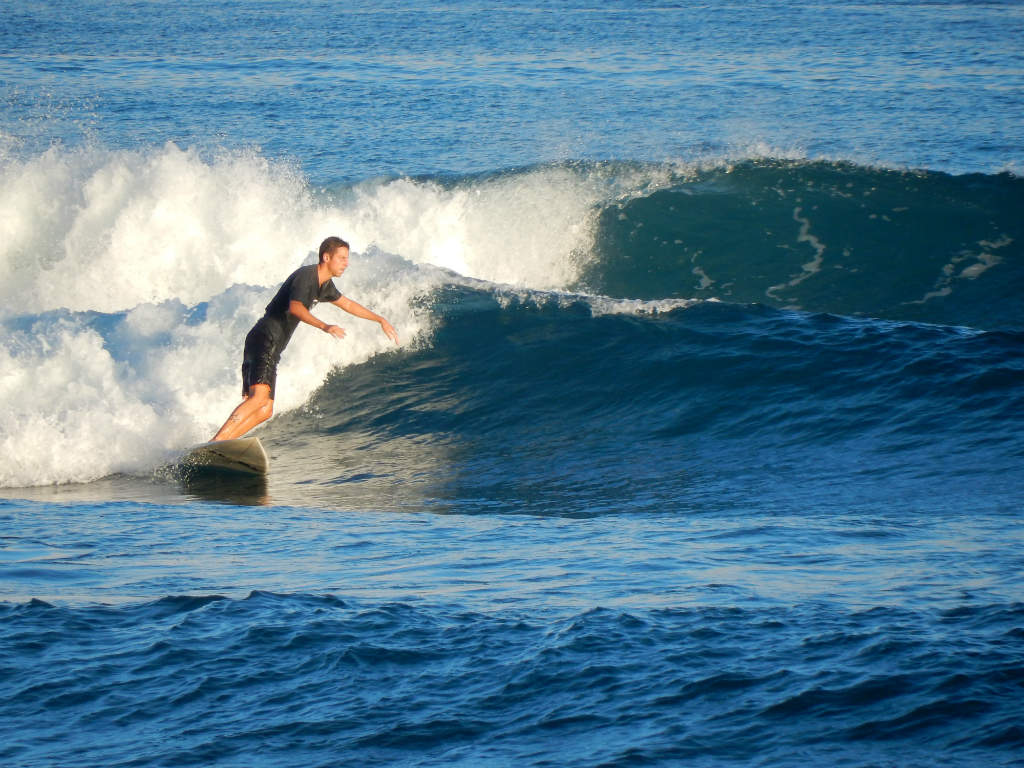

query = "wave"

[
  {"left": 579, "top": 159, "right": 1023, "bottom": 330},
  {"left": 303, "top": 291, "right": 1024, "bottom": 501},
  {"left": 3, "top": 144, "right": 1019, "bottom": 324},
  {"left": 1, "top": 144, "right": 1021, "bottom": 488}
]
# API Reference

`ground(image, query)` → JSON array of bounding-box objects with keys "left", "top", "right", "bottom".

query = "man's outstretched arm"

[{"left": 332, "top": 296, "right": 400, "bottom": 345}]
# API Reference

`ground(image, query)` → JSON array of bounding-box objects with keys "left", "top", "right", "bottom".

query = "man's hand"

[
  {"left": 323, "top": 324, "right": 346, "bottom": 339},
  {"left": 380, "top": 318, "right": 399, "bottom": 345}
]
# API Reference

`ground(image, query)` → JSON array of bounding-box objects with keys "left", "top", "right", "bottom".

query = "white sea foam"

[
  {"left": 0, "top": 271, "right": 432, "bottom": 488},
  {"left": 1, "top": 144, "right": 671, "bottom": 486},
  {"left": 0, "top": 144, "right": 662, "bottom": 315},
  {"left": 487, "top": 284, "right": 704, "bottom": 317},
  {"left": 333, "top": 162, "right": 671, "bottom": 290},
  {"left": 0, "top": 143, "right": 322, "bottom": 314}
]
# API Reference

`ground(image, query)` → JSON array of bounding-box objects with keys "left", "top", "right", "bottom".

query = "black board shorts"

[{"left": 241, "top": 323, "right": 281, "bottom": 400}]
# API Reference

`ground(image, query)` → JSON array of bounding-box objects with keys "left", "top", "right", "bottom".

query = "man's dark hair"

[{"left": 319, "top": 236, "right": 350, "bottom": 262}]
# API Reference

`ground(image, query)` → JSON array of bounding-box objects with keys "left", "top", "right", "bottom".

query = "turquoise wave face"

[{"left": 580, "top": 161, "right": 1024, "bottom": 331}]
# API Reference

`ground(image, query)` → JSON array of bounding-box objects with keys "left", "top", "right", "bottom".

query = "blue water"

[{"left": 2, "top": 1, "right": 1024, "bottom": 766}]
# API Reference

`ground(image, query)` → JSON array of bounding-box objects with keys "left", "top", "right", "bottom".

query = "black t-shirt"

[{"left": 257, "top": 264, "right": 342, "bottom": 349}]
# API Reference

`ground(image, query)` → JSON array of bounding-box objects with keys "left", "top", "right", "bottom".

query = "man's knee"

[{"left": 247, "top": 383, "right": 273, "bottom": 404}]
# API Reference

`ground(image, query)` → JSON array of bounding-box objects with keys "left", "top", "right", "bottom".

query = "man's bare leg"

[{"left": 212, "top": 384, "right": 274, "bottom": 441}]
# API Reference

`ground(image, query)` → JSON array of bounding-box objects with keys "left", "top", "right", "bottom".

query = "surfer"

[{"left": 212, "top": 236, "right": 399, "bottom": 441}]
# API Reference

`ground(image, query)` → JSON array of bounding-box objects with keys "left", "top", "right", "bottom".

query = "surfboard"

[{"left": 182, "top": 437, "right": 269, "bottom": 475}]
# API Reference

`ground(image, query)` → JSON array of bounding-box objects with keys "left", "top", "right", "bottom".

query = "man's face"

[{"left": 325, "top": 246, "right": 349, "bottom": 277}]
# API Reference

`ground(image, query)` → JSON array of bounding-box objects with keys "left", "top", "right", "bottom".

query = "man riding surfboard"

[{"left": 212, "top": 236, "right": 398, "bottom": 441}]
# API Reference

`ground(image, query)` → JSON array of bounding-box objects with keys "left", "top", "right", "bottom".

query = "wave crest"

[{"left": 581, "top": 160, "right": 1023, "bottom": 330}]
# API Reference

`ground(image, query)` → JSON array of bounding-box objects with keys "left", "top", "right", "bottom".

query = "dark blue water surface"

[{"left": 2, "top": 1, "right": 1023, "bottom": 766}]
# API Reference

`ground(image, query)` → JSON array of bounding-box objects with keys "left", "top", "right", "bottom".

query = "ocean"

[{"left": 2, "top": 1, "right": 1023, "bottom": 766}]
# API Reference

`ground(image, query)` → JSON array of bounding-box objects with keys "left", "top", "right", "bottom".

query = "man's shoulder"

[
  {"left": 286, "top": 263, "right": 319, "bottom": 290},
  {"left": 290, "top": 263, "right": 319, "bottom": 281}
]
